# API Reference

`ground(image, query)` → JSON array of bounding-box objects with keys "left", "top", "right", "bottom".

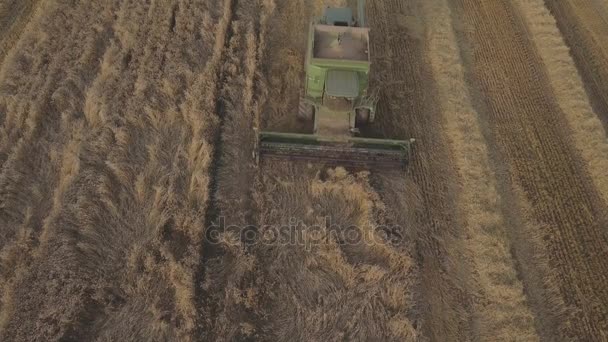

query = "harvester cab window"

[
  {"left": 324, "top": 8, "right": 354, "bottom": 26},
  {"left": 326, "top": 70, "right": 359, "bottom": 98}
]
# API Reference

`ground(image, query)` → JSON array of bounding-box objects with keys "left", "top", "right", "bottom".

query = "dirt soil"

[{"left": 0, "top": 0, "right": 607, "bottom": 341}]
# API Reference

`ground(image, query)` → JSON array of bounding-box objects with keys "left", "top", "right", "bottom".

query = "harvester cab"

[{"left": 257, "top": 0, "right": 414, "bottom": 169}]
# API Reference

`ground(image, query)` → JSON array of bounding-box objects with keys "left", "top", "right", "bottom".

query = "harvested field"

[
  {"left": 449, "top": 0, "right": 608, "bottom": 340},
  {"left": 544, "top": 0, "right": 608, "bottom": 127},
  {"left": 0, "top": 0, "right": 607, "bottom": 341},
  {"left": 423, "top": 0, "right": 537, "bottom": 339}
]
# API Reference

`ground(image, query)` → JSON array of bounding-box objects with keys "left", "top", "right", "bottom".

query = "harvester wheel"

[
  {"left": 297, "top": 99, "right": 315, "bottom": 121},
  {"left": 355, "top": 108, "right": 370, "bottom": 127}
]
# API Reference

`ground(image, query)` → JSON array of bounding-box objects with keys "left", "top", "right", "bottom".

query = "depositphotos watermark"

[{"left": 205, "top": 217, "right": 404, "bottom": 248}]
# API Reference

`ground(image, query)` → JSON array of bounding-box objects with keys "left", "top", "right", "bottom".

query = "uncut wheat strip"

[
  {"left": 55, "top": 4, "right": 188, "bottom": 341},
  {"left": 122, "top": 0, "right": 221, "bottom": 335},
  {"left": 423, "top": 0, "right": 538, "bottom": 340},
  {"left": 317, "top": 175, "right": 416, "bottom": 340},
  {"left": 514, "top": 0, "right": 608, "bottom": 209},
  {"left": 0, "top": 0, "right": 117, "bottom": 266},
  {"left": 92, "top": 0, "right": 230, "bottom": 325},
  {"left": 0, "top": 1, "right": 120, "bottom": 338},
  {"left": 5, "top": 0, "right": 225, "bottom": 338}
]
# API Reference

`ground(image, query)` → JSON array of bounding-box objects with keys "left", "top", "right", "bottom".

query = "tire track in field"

[
  {"left": 368, "top": 1, "right": 473, "bottom": 340},
  {"left": 544, "top": 0, "right": 608, "bottom": 128},
  {"left": 0, "top": 0, "right": 42, "bottom": 68},
  {"left": 449, "top": 0, "right": 608, "bottom": 339},
  {"left": 195, "top": 0, "right": 266, "bottom": 340}
]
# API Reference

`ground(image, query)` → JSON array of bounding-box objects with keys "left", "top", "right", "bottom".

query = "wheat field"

[{"left": 0, "top": 0, "right": 607, "bottom": 341}]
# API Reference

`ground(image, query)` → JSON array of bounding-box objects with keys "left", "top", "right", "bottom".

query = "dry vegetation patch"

[{"left": 256, "top": 165, "right": 417, "bottom": 341}]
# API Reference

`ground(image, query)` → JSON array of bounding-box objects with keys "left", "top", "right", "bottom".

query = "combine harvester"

[{"left": 258, "top": 0, "right": 414, "bottom": 169}]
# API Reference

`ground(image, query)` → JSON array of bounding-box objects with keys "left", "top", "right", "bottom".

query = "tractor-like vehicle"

[{"left": 258, "top": 0, "right": 414, "bottom": 168}]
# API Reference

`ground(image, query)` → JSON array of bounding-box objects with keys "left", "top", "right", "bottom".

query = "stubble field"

[{"left": 0, "top": 0, "right": 607, "bottom": 341}]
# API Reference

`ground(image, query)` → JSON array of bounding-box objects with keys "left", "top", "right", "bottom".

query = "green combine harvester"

[{"left": 258, "top": 0, "right": 414, "bottom": 169}]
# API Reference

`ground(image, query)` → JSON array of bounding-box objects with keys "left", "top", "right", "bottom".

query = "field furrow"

[
  {"left": 368, "top": 1, "right": 475, "bottom": 340},
  {"left": 449, "top": 0, "right": 608, "bottom": 339},
  {"left": 515, "top": 0, "right": 608, "bottom": 242},
  {"left": 423, "top": 0, "right": 538, "bottom": 339},
  {"left": 196, "top": 0, "right": 266, "bottom": 339},
  {"left": 544, "top": 0, "right": 608, "bottom": 127}
]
